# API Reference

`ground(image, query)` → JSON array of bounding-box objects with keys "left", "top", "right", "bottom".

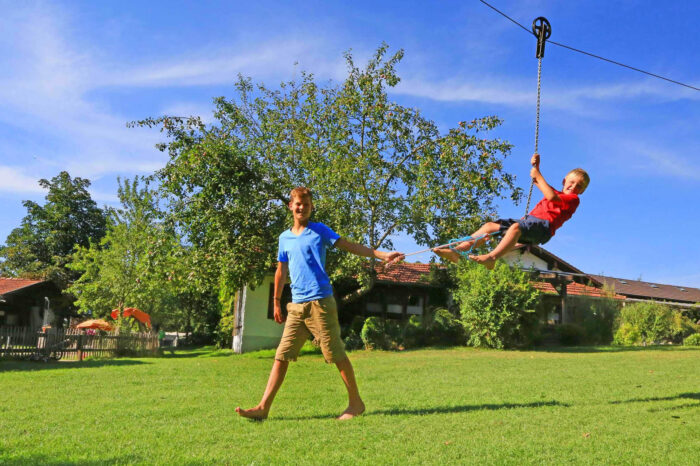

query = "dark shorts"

[{"left": 496, "top": 215, "right": 552, "bottom": 245}]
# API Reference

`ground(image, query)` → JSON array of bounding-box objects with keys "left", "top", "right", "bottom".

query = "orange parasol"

[{"left": 76, "top": 319, "right": 115, "bottom": 331}]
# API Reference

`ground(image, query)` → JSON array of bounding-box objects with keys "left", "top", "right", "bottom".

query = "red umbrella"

[{"left": 122, "top": 307, "right": 152, "bottom": 328}]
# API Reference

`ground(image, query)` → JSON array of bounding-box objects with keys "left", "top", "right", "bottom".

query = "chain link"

[{"left": 525, "top": 57, "right": 543, "bottom": 215}]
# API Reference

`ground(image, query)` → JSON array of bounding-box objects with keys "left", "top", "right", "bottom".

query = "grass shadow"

[
  {"left": 0, "top": 359, "right": 150, "bottom": 372},
  {"left": 610, "top": 392, "right": 700, "bottom": 404},
  {"left": 272, "top": 400, "right": 569, "bottom": 421},
  {"left": 610, "top": 392, "right": 700, "bottom": 413},
  {"left": 533, "top": 345, "right": 697, "bottom": 354},
  {"left": 0, "top": 452, "right": 143, "bottom": 465}
]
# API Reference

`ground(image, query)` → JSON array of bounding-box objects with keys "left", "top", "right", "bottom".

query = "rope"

[
  {"left": 402, "top": 232, "right": 501, "bottom": 258},
  {"left": 525, "top": 56, "right": 543, "bottom": 215}
]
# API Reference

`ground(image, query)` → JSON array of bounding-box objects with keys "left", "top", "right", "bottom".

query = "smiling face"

[
  {"left": 288, "top": 194, "right": 313, "bottom": 224},
  {"left": 562, "top": 173, "right": 587, "bottom": 195}
]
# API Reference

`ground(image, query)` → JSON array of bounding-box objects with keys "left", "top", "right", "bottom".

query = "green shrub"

[
  {"left": 453, "top": 260, "right": 540, "bottom": 349},
  {"left": 671, "top": 312, "right": 699, "bottom": 343},
  {"left": 343, "top": 330, "right": 364, "bottom": 351},
  {"left": 573, "top": 292, "right": 621, "bottom": 344},
  {"left": 384, "top": 319, "right": 403, "bottom": 350},
  {"left": 361, "top": 316, "right": 387, "bottom": 350},
  {"left": 427, "top": 308, "right": 464, "bottom": 346},
  {"left": 402, "top": 315, "right": 426, "bottom": 349},
  {"left": 349, "top": 315, "right": 366, "bottom": 335},
  {"left": 557, "top": 323, "right": 585, "bottom": 346},
  {"left": 613, "top": 302, "right": 692, "bottom": 345},
  {"left": 683, "top": 333, "right": 700, "bottom": 346},
  {"left": 613, "top": 322, "right": 642, "bottom": 346}
]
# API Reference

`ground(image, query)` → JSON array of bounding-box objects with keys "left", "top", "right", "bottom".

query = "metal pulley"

[{"left": 532, "top": 17, "right": 551, "bottom": 58}]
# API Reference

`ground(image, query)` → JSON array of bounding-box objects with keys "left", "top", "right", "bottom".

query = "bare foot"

[
  {"left": 337, "top": 401, "right": 365, "bottom": 420},
  {"left": 433, "top": 247, "right": 461, "bottom": 263},
  {"left": 236, "top": 405, "right": 269, "bottom": 420},
  {"left": 469, "top": 254, "right": 496, "bottom": 270}
]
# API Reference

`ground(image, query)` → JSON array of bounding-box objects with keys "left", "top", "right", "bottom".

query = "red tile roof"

[
  {"left": 375, "top": 262, "right": 435, "bottom": 286},
  {"left": 532, "top": 281, "right": 625, "bottom": 300},
  {"left": 0, "top": 278, "right": 44, "bottom": 295},
  {"left": 374, "top": 263, "right": 625, "bottom": 299}
]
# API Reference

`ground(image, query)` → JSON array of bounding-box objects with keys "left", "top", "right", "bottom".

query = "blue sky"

[{"left": 1, "top": 1, "right": 698, "bottom": 287}]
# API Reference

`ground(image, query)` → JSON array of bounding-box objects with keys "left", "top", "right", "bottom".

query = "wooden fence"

[{"left": 0, "top": 326, "right": 158, "bottom": 361}]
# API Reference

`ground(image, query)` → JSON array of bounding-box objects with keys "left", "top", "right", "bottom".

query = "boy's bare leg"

[
  {"left": 236, "top": 359, "right": 289, "bottom": 420},
  {"left": 433, "top": 222, "right": 501, "bottom": 264},
  {"left": 335, "top": 356, "right": 365, "bottom": 420},
  {"left": 470, "top": 224, "right": 521, "bottom": 270}
]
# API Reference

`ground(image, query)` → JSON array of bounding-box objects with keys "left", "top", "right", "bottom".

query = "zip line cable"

[{"left": 478, "top": 0, "right": 700, "bottom": 92}]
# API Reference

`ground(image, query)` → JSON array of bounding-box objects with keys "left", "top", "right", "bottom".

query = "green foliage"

[
  {"left": 0, "top": 171, "right": 106, "bottom": 289},
  {"left": 66, "top": 177, "right": 218, "bottom": 334},
  {"left": 613, "top": 322, "right": 642, "bottom": 346},
  {"left": 453, "top": 260, "right": 540, "bottom": 349},
  {"left": 683, "top": 333, "right": 700, "bottom": 346},
  {"left": 384, "top": 319, "right": 403, "bottom": 350},
  {"left": 343, "top": 330, "right": 364, "bottom": 351},
  {"left": 131, "top": 44, "right": 519, "bottom": 304},
  {"left": 557, "top": 324, "right": 585, "bottom": 346},
  {"left": 613, "top": 302, "right": 697, "bottom": 346},
  {"left": 401, "top": 315, "right": 426, "bottom": 349},
  {"left": 426, "top": 308, "right": 465, "bottom": 346},
  {"left": 360, "top": 316, "right": 387, "bottom": 350},
  {"left": 215, "top": 276, "right": 236, "bottom": 348},
  {"left": 565, "top": 288, "right": 621, "bottom": 344}
]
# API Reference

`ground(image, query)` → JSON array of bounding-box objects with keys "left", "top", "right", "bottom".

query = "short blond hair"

[
  {"left": 289, "top": 186, "right": 313, "bottom": 202},
  {"left": 566, "top": 168, "right": 590, "bottom": 193}
]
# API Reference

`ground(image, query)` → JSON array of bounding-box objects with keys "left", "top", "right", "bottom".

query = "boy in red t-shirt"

[{"left": 433, "top": 154, "right": 589, "bottom": 269}]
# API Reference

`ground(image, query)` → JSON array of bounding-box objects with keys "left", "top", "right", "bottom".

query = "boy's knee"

[{"left": 508, "top": 223, "right": 521, "bottom": 233}]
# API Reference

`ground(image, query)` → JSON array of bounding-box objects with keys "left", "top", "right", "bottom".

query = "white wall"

[
  {"left": 237, "top": 275, "right": 285, "bottom": 353},
  {"left": 503, "top": 249, "right": 549, "bottom": 270}
]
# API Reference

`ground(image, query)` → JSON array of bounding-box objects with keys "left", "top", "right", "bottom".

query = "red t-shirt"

[{"left": 528, "top": 190, "right": 580, "bottom": 235}]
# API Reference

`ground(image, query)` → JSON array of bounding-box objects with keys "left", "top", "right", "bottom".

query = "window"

[{"left": 267, "top": 283, "right": 292, "bottom": 320}]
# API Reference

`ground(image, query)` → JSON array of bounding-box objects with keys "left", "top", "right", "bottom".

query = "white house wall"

[
  {"left": 503, "top": 249, "right": 550, "bottom": 270},
  {"left": 238, "top": 275, "right": 284, "bottom": 353}
]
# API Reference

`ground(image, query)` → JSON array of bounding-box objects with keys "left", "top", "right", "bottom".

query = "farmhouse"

[{"left": 232, "top": 245, "right": 633, "bottom": 353}]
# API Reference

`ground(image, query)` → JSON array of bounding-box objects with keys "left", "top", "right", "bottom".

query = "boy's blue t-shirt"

[{"left": 277, "top": 222, "right": 340, "bottom": 303}]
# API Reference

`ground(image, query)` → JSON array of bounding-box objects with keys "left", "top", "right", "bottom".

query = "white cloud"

[
  {"left": 392, "top": 76, "right": 698, "bottom": 115},
  {"left": 0, "top": 166, "right": 47, "bottom": 195}
]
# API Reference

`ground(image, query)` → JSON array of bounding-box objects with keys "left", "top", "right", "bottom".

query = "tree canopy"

[
  {"left": 133, "top": 44, "right": 521, "bottom": 301},
  {"left": 0, "top": 171, "right": 107, "bottom": 287}
]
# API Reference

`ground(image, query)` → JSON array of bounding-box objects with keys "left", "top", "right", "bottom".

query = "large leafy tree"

[
  {"left": 67, "top": 177, "right": 190, "bottom": 328},
  {"left": 0, "top": 171, "right": 107, "bottom": 288},
  {"left": 133, "top": 44, "right": 521, "bottom": 301}
]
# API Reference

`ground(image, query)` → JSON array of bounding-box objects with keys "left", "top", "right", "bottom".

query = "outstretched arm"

[
  {"left": 530, "top": 153, "right": 561, "bottom": 202},
  {"left": 335, "top": 238, "right": 403, "bottom": 264}
]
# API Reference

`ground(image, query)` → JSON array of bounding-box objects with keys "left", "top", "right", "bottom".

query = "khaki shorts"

[{"left": 275, "top": 296, "right": 347, "bottom": 364}]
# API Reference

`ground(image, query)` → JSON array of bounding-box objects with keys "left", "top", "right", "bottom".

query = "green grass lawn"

[{"left": 2, "top": 345, "right": 699, "bottom": 465}]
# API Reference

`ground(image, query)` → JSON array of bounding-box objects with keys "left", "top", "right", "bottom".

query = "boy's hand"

[
  {"left": 530, "top": 166, "right": 541, "bottom": 179},
  {"left": 383, "top": 251, "right": 404, "bottom": 268},
  {"left": 273, "top": 301, "right": 286, "bottom": 324},
  {"left": 531, "top": 153, "right": 540, "bottom": 169}
]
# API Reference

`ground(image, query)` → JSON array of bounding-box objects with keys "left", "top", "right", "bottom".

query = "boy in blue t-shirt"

[{"left": 236, "top": 187, "right": 403, "bottom": 420}]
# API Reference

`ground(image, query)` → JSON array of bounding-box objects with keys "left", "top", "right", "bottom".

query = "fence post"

[{"left": 77, "top": 334, "right": 84, "bottom": 361}]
